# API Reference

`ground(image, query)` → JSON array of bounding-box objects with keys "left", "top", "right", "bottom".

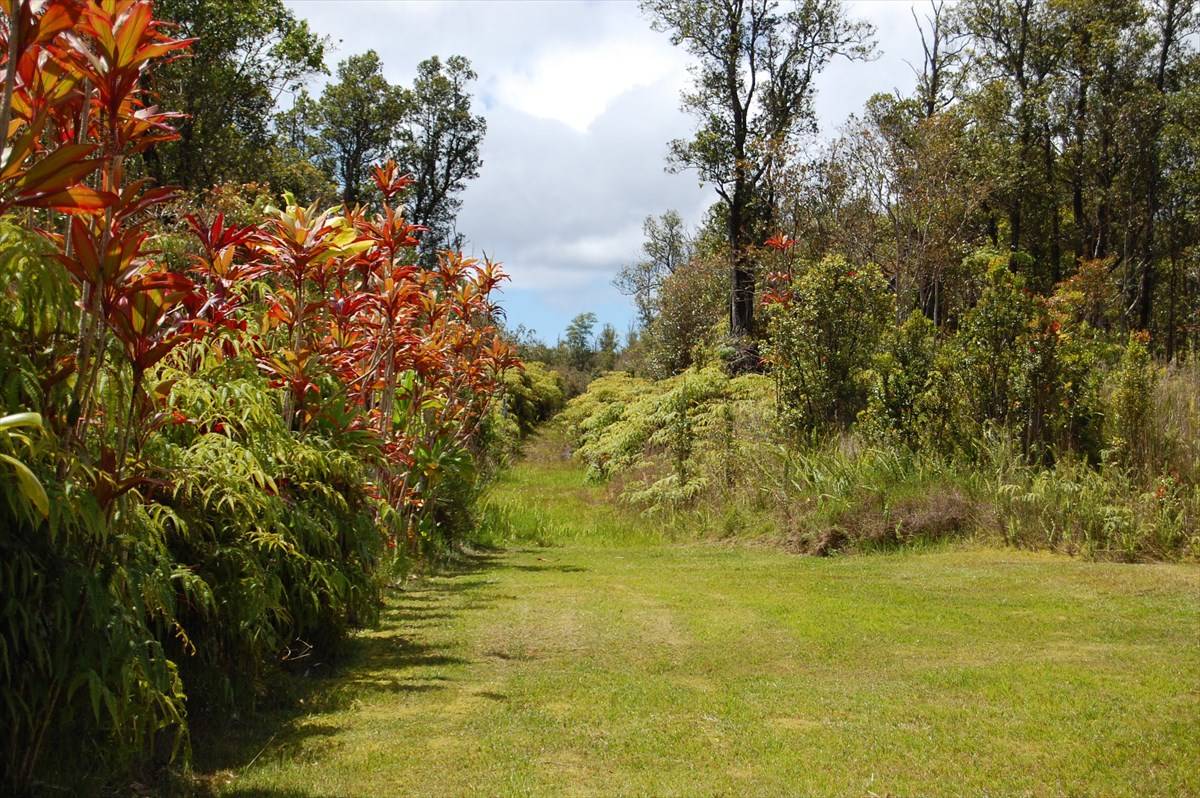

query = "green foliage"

[
  {"left": 642, "top": 254, "right": 727, "bottom": 377},
  {"left": 764, "top": 255, "right": 893, "bottom": 437},
  {"left": 934, "top": 253, "right": 1106, "bottom": 460},
  {"left": 952, "top": 255, "right": 1037, "bottom": 428},
  {"left": 976, "top": 429, "right": 1199, "bottom": 561},
  {"left": 561, "top": 367, "right": 773, "bottom": 509},
  {"left": 156, "top": 373, "right": 385, "bottom": 700},
  {"left": 149, "top": 0, "right": 328, "bottom": 189},
  {"left": 503, "top": 362, "right": 567, "bottom": 437},
  {"left": 0, "top": 459, "right": 191, "bottom": 790},
  {"left": 1105, "top": 331, "right": 1158, "bottom": 474},
  {"left": 859, "top": 312, "right": 939, "bottom": 447},
  {"left": 0, "top": 412, "right": 50, "bottom": 518}
]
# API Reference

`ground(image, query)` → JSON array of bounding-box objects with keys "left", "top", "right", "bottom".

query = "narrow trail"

[{"left": 200, "top": 438, "right": 1200, "bottom": 798}]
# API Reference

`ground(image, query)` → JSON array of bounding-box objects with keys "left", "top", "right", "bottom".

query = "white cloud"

[{"left": 496, "top": 39, "right": 689, "bottom": 132}]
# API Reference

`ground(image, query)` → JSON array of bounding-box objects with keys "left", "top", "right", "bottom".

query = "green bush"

[
  {"left": 859, "top": 312, "right": 940, "bottom": 447},
  {"left": 157, "top": 372, "right": 386, "bottom": 706},
  {"left": 1105, "top": 331, "right": 1157, "bottom": 474},
  {"left": 763, "top": 255, "right": 892, "bottom": 438},
  {"left": 952, "top": 259, "right": 1038, "bottom": 431},
  {"left": 503, "top": 361, "right": 566, "bottom": 436},
  {"left": 561, "top": 367, "right": 773, "bottom": 509},
  {"left": 925, "top": 254, "right": 1105, "bottom": 461}
]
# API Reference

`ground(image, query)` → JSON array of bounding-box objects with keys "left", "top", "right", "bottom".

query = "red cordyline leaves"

[
  {"left": 62, "top": 1, "right": 193, "bottom": 151},
  {"left": 106, "top": 268, "right": 200, "bottom": 378},
  {"left": 1, "top": 0, "right": 203, "bottom": 497},
  {"left": 229, "top": 158, "right": 517, "bottom": 519},
  {"left": 185, "top": 213, "right": 264, "bottom": 288},
  {"left": 0, "top": 1, "right": 106, "bottom": 213},
  {"left": 764, "top": 233, "right": 796, "bottom": 252},
  {"left": 371, "top": 160, "right": 416, "bottom": 201},
  {"left": 0, "top": 1, "right": 194, "bottom": 217},
  {"left": 3, "top": 1, "right": 518, "bottom": 522},
  {"left": 762, "top": 232, "right": 797, "bottom": 306}
]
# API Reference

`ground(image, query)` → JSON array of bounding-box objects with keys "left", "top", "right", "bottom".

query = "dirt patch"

[{"left": 801, "top": 487, "right": 976, "bottom": 556}]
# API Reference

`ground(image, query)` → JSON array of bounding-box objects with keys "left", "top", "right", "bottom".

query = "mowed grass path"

[{"left": 201, "top": 438, "right": 1200, "bottom": 797}]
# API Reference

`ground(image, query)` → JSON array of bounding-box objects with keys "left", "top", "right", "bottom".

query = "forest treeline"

[{"left": 527, "top": 0, "right": 1197, "bottom": 560}]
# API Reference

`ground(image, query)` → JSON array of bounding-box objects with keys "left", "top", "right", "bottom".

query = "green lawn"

[{"left": 198, "top": 438, "right": 1200, "bottom": 797}]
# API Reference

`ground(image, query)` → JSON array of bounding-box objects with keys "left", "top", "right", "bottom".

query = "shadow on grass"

[
  {"left": 221, "top": 790, "right": 338, "bottom": 798},
  {"left": 189, "top": 549, "right": 503, "bottom": 793},
  {"left": 506, "top": 562, "right": 587, "bottom": 573}
]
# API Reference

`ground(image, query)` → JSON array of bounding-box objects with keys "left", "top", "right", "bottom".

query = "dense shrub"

[
  {"left": 561, "top": 367, "right": 773, "bottom": 508},
  {"left": 952, "top": 259, "right": 1039, "bottom": 430},
  {"left": 559, "top": 243, "right": 1196, "bottom": 561},
  {"left": 858, "top": 312, "right": 939, "bottom": 447},
  {"left": 1105, "top": 331, "right": 1158, "bottom": 474},
  {"left": 503, "top": 361, "right": 567, "bottom": 435},
  {"left": 763, "top": 254, "right": 892, "bottom": 437},
  {"left": 917, "top": 254, "right": 1107, "bottom": 461},
  {"left": 157, "top": 374, "right": 386, "bottom": 697},
  {"left": 641, "top": 253, "right": 727, "bottom": 377},
  {"left": 0, "top": 4, "right": 517, "bottom": 791}
]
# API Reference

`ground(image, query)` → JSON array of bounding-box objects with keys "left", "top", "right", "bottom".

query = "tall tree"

[
  {"left": 394, "top": 56, "right": 487, "bottom": 265},
  {"left": 614, "top": 210, "right": 693, "bottom": 328},
  {"left": 596, "top": 323, "right": 620, "bottom": 371},
  {"left": 316, "top": 51, "right": 406, "bottom": 205},
  {"left": 643, "top": 0, "right": 874, "bottom": 341},
  {"left": 149, "top": 0, "right": 326, "bottom": 188},
  {"left": 564, "top": 312, "right": 599, "bottom": 372},
  {"left": 911, "top": 0, "right": 967, "bottom": 119},
  {"left": 1138, "top": 0, "right": 1196, "bottom": 329},
  {"left": 953, "top": 0, "right": 1069, "bottom": 278}
]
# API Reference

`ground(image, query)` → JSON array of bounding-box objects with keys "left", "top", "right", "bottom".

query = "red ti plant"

[
  {"left": 180, "top": 212, "right": 261, "bottom": 364},
  {"left": 105, "top": 266, "right": 199, "bottom": 470},
  {"left": 350, "top": 162, "right": 423, "bottom": 436},
  {"left": 0, "top": 1, "right": 114, "bottom": 214},
  {"left": 761, "top": 232, "right": 799, "bottom": 306},
  {"left": 256, "top": 198, "right": 371, "bottom": 429},
  {"left": 52, "top": 2, "right": 191, "bottom": 444},
  {"left": 2, "top": 0, "right": 194, "bottom": 501}
]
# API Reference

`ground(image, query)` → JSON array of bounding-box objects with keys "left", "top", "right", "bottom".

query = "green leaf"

[
  {"left": 0, "top": 453, "right": 49, "bottom": 518},
  {"left": 0, "top": 412, "right": 42, "bottom": 432}
]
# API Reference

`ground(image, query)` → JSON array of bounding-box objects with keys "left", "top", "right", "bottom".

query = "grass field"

[{"left": 197, "top": 437, "right": 1200, "bottom": 797}]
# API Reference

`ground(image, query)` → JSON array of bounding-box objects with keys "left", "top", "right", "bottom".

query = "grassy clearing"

[{"left": 197, "top": 435, "right": 1200, "bottom": 797}]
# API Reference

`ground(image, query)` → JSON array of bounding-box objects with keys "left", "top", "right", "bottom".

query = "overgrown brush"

[{"left": 560, "top": 276, "right": 1198, "bottom": 560}]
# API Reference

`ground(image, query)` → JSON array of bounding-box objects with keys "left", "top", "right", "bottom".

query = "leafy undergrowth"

[
  {"left": 557, "top": 368, "right": 1199, "bottom": 561},
  {"left": 194, "top": 441, "right": 1200, "bottom": 797}
]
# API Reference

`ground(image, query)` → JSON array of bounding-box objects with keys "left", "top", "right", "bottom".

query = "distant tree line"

[{"left": 507, "top": 313, "right": 625, "bottom": 395}]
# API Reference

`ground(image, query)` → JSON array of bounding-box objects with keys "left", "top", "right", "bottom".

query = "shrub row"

[{"left": 0, "top": 4, "right": 521, "bottom": 791}]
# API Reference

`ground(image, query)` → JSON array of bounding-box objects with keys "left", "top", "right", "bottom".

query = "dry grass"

[{"left": 805, "top": 485, "right": 976, "bottom": 556}]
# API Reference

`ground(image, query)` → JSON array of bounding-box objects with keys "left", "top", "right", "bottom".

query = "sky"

[{"left": 283, "top": 0, "right": 930, "bottom": 343}]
